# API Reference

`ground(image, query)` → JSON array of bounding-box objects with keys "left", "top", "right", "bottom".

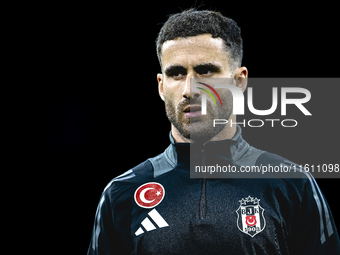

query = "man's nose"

[{"left": 182, "top": 75, "right": 200, "bottom": 100}]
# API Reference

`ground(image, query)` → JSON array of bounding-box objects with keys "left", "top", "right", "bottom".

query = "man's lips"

[{"left": 183, "top": 105, "right": 202, "bottom": 118}]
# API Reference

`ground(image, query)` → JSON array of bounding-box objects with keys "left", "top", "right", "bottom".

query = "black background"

[{"left": 23, "top": 1, "right": 339, "bottom": 253}]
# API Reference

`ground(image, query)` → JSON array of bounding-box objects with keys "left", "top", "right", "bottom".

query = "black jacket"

[{"left": 88, "top": 126, "right": 340, "bottom": 254}]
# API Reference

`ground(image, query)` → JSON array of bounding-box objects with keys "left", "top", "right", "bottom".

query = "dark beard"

[
  {"left": 164, "top": 97, "right": 191, "bottom": 139},
  {"left": 164, "top": 95, "right": 232, "bottom": 144}
]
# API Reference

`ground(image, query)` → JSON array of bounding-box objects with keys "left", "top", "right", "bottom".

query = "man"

[{"left": 88, "top": 9, "right": 339, "bottom": 254}]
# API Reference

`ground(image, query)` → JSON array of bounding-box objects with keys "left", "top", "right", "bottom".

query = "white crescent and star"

[
  {"left": 139, "top": 187, "right": 162, "bottom": 203},
  {"left": 140, "top": 188, "right": 156, "bottom": 203},
  {"left": 247, "top": 217, "right": 256, "bottom": 225},
  {"left": 134, "top": 182, "right": 165, "bottom": 208}
]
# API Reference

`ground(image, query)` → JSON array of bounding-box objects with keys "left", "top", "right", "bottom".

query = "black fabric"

[{"left": 88, "top": 139, "right": 340, "bottom": 255}]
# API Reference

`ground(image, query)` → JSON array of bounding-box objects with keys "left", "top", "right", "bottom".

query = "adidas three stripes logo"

[{"left": 135, "top": 209, "right": 169, "bottom": 236}]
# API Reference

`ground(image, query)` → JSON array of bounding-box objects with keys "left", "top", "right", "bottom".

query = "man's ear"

[
  {"left": 157, "top": 73, "right": 165, "bottom": 101},
  {"left": 234, "top": 67, "right": 248, "bottom": 92}
]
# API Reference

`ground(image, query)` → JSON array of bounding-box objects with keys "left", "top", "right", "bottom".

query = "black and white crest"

[{"left": 236, "top": 196, "right": 266, "bottom": 237}]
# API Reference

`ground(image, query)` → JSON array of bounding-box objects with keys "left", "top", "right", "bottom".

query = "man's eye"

[
  {"left": 167, "top": 71, "right": 186, "bottom": 80},
  {"left": 200, "top": 70, "right": 212, "bottom": 75},
  {"left": 172, "top": 73, "right": 185, "bottom": 79},
  {"left": 196, "top": 68, "right": 214, "bottom": 76},
  {"left": 194, "top": 64, "right": 220, "bottom": 76},
  {"left": 165, "top": 66, "right": 187, "bottom": 79}
]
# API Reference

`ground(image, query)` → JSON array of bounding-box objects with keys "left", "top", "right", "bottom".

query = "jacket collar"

[{"left": 165, "top": 125, "right": 250, "bottom": 169}]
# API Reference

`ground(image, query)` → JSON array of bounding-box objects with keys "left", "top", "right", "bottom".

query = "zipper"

[{"left": 199, "top": 147, "right": 207, "bottom": 219}]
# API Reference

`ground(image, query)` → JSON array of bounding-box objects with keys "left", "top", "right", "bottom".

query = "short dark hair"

[{"left": 156, "top": 8, "right": 243, "bottom": 71}]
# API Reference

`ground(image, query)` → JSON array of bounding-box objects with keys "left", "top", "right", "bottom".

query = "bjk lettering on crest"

[{"left": 236, "top": 196, "right": 266, "bottom": 237}]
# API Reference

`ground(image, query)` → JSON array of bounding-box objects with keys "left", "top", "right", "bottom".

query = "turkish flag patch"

[{"left": 134, "top": 182, "right": 165, "bottom": 208}]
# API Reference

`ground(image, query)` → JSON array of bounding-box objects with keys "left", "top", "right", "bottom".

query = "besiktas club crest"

[{"left": 236, "top": 196, "right": 266, "bottom": 237}]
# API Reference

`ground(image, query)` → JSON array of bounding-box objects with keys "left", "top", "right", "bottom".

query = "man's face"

[{"left": 157, "top": 33, "right": 236, "bottom": 143}]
